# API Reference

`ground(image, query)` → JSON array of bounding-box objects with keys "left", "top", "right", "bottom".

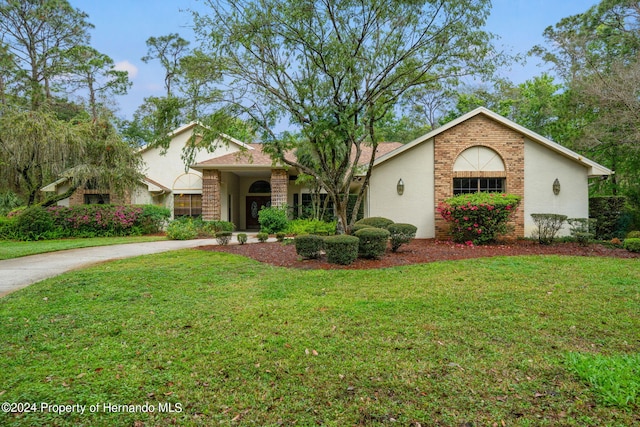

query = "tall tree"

[
  {"left": 191, "top": 0, "right": 503, "bottom": 230},
  {"left": 0, "top": 0, "right": 92, "bottom": 108},
  {"left": 532, "top": 0, "right": 640, "bottom": 197},
  {"left": 0, "top": 0, "right": 140, "bottom": 205},
  {"left": 65, "top": 46, "right": 131, "bottom": 120},
  {"left": 142, "top": 33, "right": 190, "bottom": 97}
]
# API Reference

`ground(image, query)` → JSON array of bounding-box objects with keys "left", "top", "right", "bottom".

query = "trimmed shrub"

[
  {"left": 354, "top": 216, "right": 394, "bottom": 229},
  {"left": 15, "top": 206, "right": 56, "bottom": 241},
  {"left": 438, "top": 193, "right": 521, "bottom": 244},
  {"left": 276, "top": 232, "right": 286, "bottom": 242},
  {"left": 258, "top": 206, "right": 289, "bottom": 234},
  {"left": 626, "top": 231, "right": 640, "bottom": 239},
  {"left": 324, "top": 234, "right": 359, "bottom": 265},
  {"left": 567, "top": 218, "right": 596, "bottom": 247},
  {"left": 237, "top": 233, "right": 248, "bottom": 245},
  {"left": 285, "top": 219, "right": 336, "bottom": 236},
  {"left": 138, "top": 205, "right": 171, "bottom": 234},
  {"left": 354, "top": 227, "right": 390, "bottom": 259},
  {"left": 295, "top": 234, "right": 325, "bottom": 259},
  {"left": 256, "top": 232, "right": 269, "bottom": 242},
  {"left": 166, "top": 219, "right": 198, "bottom": 240},
  {"left": 215, "top": 231, "right": 232, "bottom": 245},
  {"left": 531, "top": 213, "right": 567, "bottom": 245},
  {"left": 388, "top": 223, "right": 418, "bottom": 252},
  {"left": 350, "top": 223, "right": 374, "bottom": 233},
  {"left": 623, "top": 238, "right": 640, "bottom": 253}
]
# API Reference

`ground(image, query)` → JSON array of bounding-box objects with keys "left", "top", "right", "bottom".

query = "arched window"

[
  {"left": 453, "top": 146, "right": 506, "bottom": 195},
  {"left": 248, "top": 180, "right": 271, "bottom": 193}
]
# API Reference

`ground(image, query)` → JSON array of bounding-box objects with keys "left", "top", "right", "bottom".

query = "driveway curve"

[{"left": 0, "top": 237, "right": 266, "bottom": 298}]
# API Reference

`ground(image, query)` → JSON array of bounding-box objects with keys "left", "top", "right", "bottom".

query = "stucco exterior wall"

[
  {"left": 524, "top": 139, "right": 588, "bottom": 237},
  {"left": 222, "top": 172, "right": 240, "bottom": 225},
  {"left": 140, "top": 130, "right": 241, "bottom": 191},
  {"left": 369, "top": 139, "right": 435, "bottom": 238}
]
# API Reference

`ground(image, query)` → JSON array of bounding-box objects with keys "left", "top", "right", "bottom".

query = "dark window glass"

[
  {"left": 248, "top": 180, "right": 271, "bottom": 193},
  {"left": 453, "top": 178, "right": 505, "bottom": 195},
  {"left": 84, "top": 194, "right": 110, "bottom": 204}
]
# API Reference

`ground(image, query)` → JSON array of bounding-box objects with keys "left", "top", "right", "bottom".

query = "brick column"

[
  {"left": 202, "top": 169, "right": 221, "bottom": 220},
  {"left": 434, "top": 115, "right": 525, "bottom": 240},
  {"left": 270, "top": 169, "right": 288, "bottom": 207}
]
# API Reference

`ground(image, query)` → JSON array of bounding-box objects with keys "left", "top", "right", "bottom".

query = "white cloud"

[{"left": 114, "top": 60, "right": 138, "bottom": 78}]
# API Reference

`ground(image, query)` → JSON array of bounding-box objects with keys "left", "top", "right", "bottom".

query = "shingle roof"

[{"left": 191, "top": 142, "right": 403, "bottom": 169}]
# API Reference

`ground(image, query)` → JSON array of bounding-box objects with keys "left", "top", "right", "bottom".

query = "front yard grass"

[
  {"left": 0, "top": 251, "right": 638, "bottom": 426},
  {"left": 0, "top": 235, "right": 167, "bottom": 260}
]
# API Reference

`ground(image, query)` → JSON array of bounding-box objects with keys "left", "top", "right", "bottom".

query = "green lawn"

[
  {"left": 0, "top": 235, "right": 167, "bottom": 260},
  {"left": 0, "top": 251, "right": 638, "bottom": 426}
]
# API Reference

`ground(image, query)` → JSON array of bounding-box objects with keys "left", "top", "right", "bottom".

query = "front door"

[{"left": 246, "top": 196, "right": 271, "bottom": 229}]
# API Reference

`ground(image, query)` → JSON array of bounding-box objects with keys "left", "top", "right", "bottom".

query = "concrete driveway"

[{"left": 0, "top": 236, "right": 269, "bottom": 298}]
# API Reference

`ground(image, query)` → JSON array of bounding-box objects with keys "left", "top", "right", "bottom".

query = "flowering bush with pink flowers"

[
  {"left": 437, "top": 193, "right": 521, "bottom": 245},
  {"left": 46, "top": 205, "right": 145, "bottom": 237}
]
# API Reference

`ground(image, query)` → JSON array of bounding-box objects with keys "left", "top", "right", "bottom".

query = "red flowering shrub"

[{"left": 437, "top": 193, "right": 521, "bottom": 245}]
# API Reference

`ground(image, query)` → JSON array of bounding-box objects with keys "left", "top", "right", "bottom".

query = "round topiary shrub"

[
  {"left": 295, "top": 234, "right": 325, "bottom": 259},
  {"left": 354, "top": 227, "right": 390, "bottom": 259},
  {"left": 237, "top": 233, "right": 248, "bottom": 245},
  {"left": 324, "top": 234, "right": 359, "bottom": 265},
  {"left": 350, "top": 223, "right": 374, "bottom": 233},
  {"left": 215, "top": 231, "right": 232, "bottom": 245},
  {"left": 256, "top": 232, "right": 269, "bottom": 242},
  {"left": 623, "top": 237, "right": 640, "bottom": 253},
  {"left": 626, "top": 230, "right": 640, "bottom": 239},
  {"left": 15, "top": 205, "right": 56, "bottom": 240},
  {"left": 387, "top": 223, "right": 417, "bottom": 252},
  {"left": 354, "top": 216, "right": 394, "bottom": 229}
]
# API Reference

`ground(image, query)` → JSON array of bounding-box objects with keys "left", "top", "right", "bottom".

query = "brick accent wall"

[
  {"left": 270, "top": 169, "right": 288, "bottom": 207},
  {"left": 68, "top": 188, "right": 130, "bottom": 206},
  {"left": 202, "top": 169, "right": 221, "bottom": 220},
  {"left": 434, "top": 115, "right": 525, "bottom": 239}
]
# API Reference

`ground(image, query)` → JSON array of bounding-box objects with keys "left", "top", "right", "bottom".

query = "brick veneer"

[
  {"left": 270, "top": 169, "right": 288, "bottom": 207},
  {"left": 202, "top": 169, "right": 221, "bottom": 220},
  {"left": 68, "top": 188, "right": 130, "bottom": 206},
  {"left": 434, "top": 115, "right": 525, "bottom": 240}
]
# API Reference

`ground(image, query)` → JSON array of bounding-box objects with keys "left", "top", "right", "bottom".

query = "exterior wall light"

[
  {"left": 397, "top": 178, "right": 404, "bottom": 195},
  {"left": 553, "top": 178, "right": 561, "bottom": 195}
]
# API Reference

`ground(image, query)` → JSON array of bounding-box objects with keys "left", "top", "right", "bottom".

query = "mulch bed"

[{"left": 199, "top": 239, "right": 639, "bottom": 270}]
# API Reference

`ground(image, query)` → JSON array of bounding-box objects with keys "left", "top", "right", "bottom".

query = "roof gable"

[
  {"left": 374, "top": 107, "right": 613, "bottom": 177},
  {"left": 138, "top": 122, "right": 254, "bottom": 154}
]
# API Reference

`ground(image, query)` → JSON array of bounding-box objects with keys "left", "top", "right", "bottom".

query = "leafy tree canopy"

[{"left": 187, "top": 0, "right": 504, "bottom": 229}]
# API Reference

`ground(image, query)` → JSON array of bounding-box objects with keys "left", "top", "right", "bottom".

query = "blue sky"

[{"left": 69, "top": 0, "right": 598, "bottom": 121}]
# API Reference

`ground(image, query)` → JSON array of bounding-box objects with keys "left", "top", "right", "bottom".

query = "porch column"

[
  {"left": 270, "top": 169, "right": 288, "bottom": 208},
  {"left": 202, "top": 169, "right": 221, "bottom": 220}
]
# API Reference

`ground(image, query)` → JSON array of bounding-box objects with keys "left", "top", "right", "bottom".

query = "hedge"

[
  {"left": 354, "top": 227, "right": 390, "bottom": 259},
  {"left": 324, "top": 235, "right": 359, "bottom": 265},
  {"left": 295, "top": 234, "right": 325, "bottom": 259},
  {"left": 354, "top": 216, "right": 394, "bottom": 229},
  {"left": 623, "top": 238, "right": 640, "bottom": 253}
]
